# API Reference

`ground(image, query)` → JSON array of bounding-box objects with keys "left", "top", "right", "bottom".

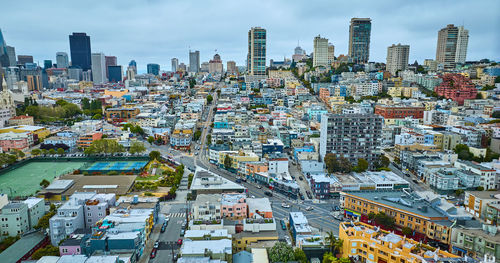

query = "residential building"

[
  {"left": 209, "top": 54, "right": 223, "bottom": 74},
  {"left": 0, "top": 202, "right": 29, "bottom": 237},
  {"left": 348, "top": 18, "right": 372, "bottom": 63},
  {"left": 313, "top": 35, "right": 328, "bottom": 67},
  {"left": 464, "top": 191, "right": 500, "bottom": 219},
  {"left": 227, "top": 61, "right": 237, "bottom": 75},
  {"left": 247, "top": 27, "right": 266, "bottom": 76},
  {"left": 8, "top": 115, "right": 34, "bottom": 126},
  {"left": 23, "top": 197, "right": 45, "bottom": 229},
  {"left": 221, "top": 193, "right": 247, "bottom": 219},
  {"left": 374, "top": 105, "right": 425, "bottom": 120},
  {"left": 436, "top": 24, "right": 469, "bottom": 69},
  {"left": 77, "top": 132, "right": 103, "bottom": 148},
  {"left": 386, "top": 44, "right": 410, "bottom": 75},
  {"left": 328, "top": 43, "right": 335, "bottom": 64},
  {"left": 434, "top": 74, "right": 477, "bottom": 105},
  {"left": 455, "top": 160, "right": 497, "bottom": 190},
  {"left": 105, "top": 107, "right": 140, "bottom": 123},
  {"left": 450, "top": 224, "right": 500, "bottom": 259},
  {"left": 69, "top": 33, "right": 92, "bottom": 71}
]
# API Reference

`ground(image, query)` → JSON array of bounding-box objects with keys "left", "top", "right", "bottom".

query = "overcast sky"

[{"left": 1, "top": 0, "right": 499, "bottom": 72}]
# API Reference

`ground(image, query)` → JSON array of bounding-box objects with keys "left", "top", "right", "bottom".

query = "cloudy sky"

[{"left": 1, "top": 0, "right": 499, "bottom": 72}]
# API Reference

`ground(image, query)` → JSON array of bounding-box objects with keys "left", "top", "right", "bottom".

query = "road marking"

[{"left": 167, "top": 213, "right": 186, "bottom": 218}]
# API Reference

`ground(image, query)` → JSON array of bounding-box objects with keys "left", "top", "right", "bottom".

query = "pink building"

[
  {"left": 435, "top": 74, "right": 477, "bottom": 105},
  {"left": 221, "top": 193, "right": 247, "bottom": 219},
  {"left": 59, "top": 237, "right": 82, "bottom": 255},
  {"left": 0, "top": 132, "right": 30, "bottom": 152}
]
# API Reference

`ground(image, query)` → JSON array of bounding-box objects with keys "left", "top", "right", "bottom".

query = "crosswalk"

[{"left": 167, "top": 212, "right": 186, "bottom": 218}]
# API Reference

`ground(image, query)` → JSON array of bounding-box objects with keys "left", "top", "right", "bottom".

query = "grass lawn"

[{"left": 136, "top": 174, "right": 161, "bottom": 181}]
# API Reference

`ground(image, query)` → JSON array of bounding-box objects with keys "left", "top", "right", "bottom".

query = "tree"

[
  {"left": 337, "top": 156, "right": 352, "bottom": 173},
  {"left": 353, "top": 158, "right": 369, "bottom": 172},
  {"left": 55, "top": 99, "right": 68, "bottom": 107},
  {"left": 82, "top": 97, "right": 90, "bottom": 110},
  {"left": 326, "top": 231, "right": 336, "bottom": 253},
  {"left": 84, "top": 139, "right": 125, "bottom": 154},
  {"left": 206, "top": 134, "right": 212, "bottom": 145},
  {"left": 293, "top": 248, "right": 308, "bottom": 263},
  {"left": 189, "top": 78, "right": 196, "bottom": 88},
  {"left": 31, "top": 245, "right": 59, "bottom": 260},
  {"left": 206, "top": 94, "right": 213, "bottom": 104},
  {"left": 193, "top": 129, "right": 202, "bottom": 141},
  {"left": 92, "top": 113, "right": 102, "bottom": 120},
  {"left": 49, "top": 148, "right": 56, "bottom": 155},
  {"left": 34, "top": 204, "right": 56, "bottom": 230},
  {"left": 40, "top": 179, "right": 50, "bottom": 188},
  {"left": 374, "top": 212, "right": 395, "bottom": 229},
  {"left": 57, "top": 148, "right": 65, "bottom": 155},
  {"left": 324, "top": 153, "right": 339, "bottom": 174},
  {"left": 147, "top": 136, "right": 154, "bottom": 145},
  {"left": 379, "top": 155, "right": 390, "bottom": 168},
  {"left": 31, "top": 149, "right": 41, "bottom": 156},
  {"left": 322, "top": 253, "right": 350, "bottom": 263},
  {"left": 492, "top": 111, "right": 500, "bottom": 118},
  {"left": 129, "top": 141, "right": 146, "bottom": 154},
  {"left": 268, "top": 242, "right": 295, "bottom": 263},
  {"left": 402, "top": 226, "right": 413, "bottom": 236},
  {"left": 224, "top": 155, "right": 233, "bottom": 170},
  {"left": 476, "top": 186, "right": 485, "bottom": 191},
  {"left": 149, "top": 151, "right": 161, "bottom": 161}
]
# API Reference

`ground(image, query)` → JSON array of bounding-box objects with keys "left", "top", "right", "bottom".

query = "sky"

[{"left": 1, "top": 0, "right": 499, "bottom": 72}]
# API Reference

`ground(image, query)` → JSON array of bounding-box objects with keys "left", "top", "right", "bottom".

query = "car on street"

[
  {"left": 251, "top": 195, "right": 255, "bottom": 198},
  {"left": 281, "top": 203, "right": 290, "bottom": 208},
  {"left": 280, "top": 220, "right": 287, "bottom": 230},
  {"left": 306, "top": 191, "right": 312, "bottom": 199},
  {"left": 180, "top": 229, "right": 185, "bottom": 236},
  {"left": 264, "top": 191, "right": 273, "bottom": 197},
  {"left": 177, "top": 239, "right": 183, "bottom": 245},
  {"left": 412, "top": 179, "right": 419, "bottom": 184},
  {"left": 299, "top": 193, "right": 305, "bottom": 200},
  {"left": 161, "top": 223, "right": 166, "bottom": 233},
  {"left": 154, "top": 241, "right": 159, "bottom": 249},
  {"left": 181, "top": 221, "right": 187, "bottom": 229},
  {"left": 257, "top": 185, "right": 262, "bottom": 189},
  {"left": 150, "top": 249, "right": 157, "bottom": 259},
  {"left": 305, "top": 206, "right": 313, "bottom": 211},
  {"left": 334, "top": 205, "right": 340, "bottom": 211},
  {"left": 299, "top": 176, "right": 304, "bottom": 181}
]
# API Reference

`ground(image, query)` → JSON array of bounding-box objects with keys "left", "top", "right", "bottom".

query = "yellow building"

[
  {"left": 232, "top": 231, "right": 278, "bottom": 252},
  {"left": 402, "top": 87, "right": 419, "bottom": 98},
  {"left": 219, "top": 151, "right": 259, "bottom": 171},
  {"left": 104, "top": 89, "right": 129, "bottom": 98},
  {"left": 388, "top": 87, "right": 403, "bottom": 97},
  {"left": 0, "top": 125, "right": 51, "bottom": 140},
  {"left": 339, "top": 222, "right": 459, "bottom": 263}
]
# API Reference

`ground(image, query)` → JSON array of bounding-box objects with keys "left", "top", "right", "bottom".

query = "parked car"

[
  {"left": 306, "top": 206, "right": 314, "bottom": 211},
  {"left": 299, "top": 194, "right": 305, "bottom": 200},
  {"left": 280, "top": 220, "right": 287, "bottom": 230},
  {"left": 306, "top": 191, "right": 312, "bottom": 199},
  {"left": 180, "top": 229, "right": 185, "bottom": 236},
  {"left": 257, "top": 185, "right": 262, "bottom": 189},
  {"left": 161, "top": 223, "right": 166, "bottom": 233},
  {"left": 154, "top": 241, "right": 159, "bottom": 249},
  {"left": 334, "top": 205, "right": 340, "bottom": 211},
  {"left": 264, "top": 191, "right": 273, "bottom": 197},
  {"left": 299, "top": 176, "right": 304, "bottom": 181},
  {"left": 281, "top": 203, "right": 290, "bottom": 208},
  {"left": 150, "top": 249, "right": 157, "bottom": 258},
  {"left": 177, "top": 239, "right": 183, "bottom": 245}
]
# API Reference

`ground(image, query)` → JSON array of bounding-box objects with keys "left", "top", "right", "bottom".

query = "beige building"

[
  {"left": 386, "top": 44, "right": 409, "bottom": 75},
  {"left": 436, "top": 24, "right": 469, "bottom": 69},
  {"left": 313, "top": 35, "right": 329, "bottom": 67}
]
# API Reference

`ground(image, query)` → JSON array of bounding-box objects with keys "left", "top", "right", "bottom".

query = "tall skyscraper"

[
  {"left": 436, "top": 24, "right": 469, "bottom": 69},
  {"left": 56, "top": 52, "right": 69, "bottom": 68},
  {"left": 27, "top": 75, "right": 42, "bottom": 91},
  {"left": 227, "top": 61, "right": 237, "bottom": 75},
  {"left": 348, "top": 18, "right": 372, "bottom": 64},
  {"left": 108, "top": 65, "right": 122, "bottom": 83},
  {"left": 91, "top": 53, "right": 106, "bottom": 84},
  {"left": 17, "top": 55, "right": 33, "bottom": 65},
  {"left": 247, "top": 27, "right": 266, "bottom": 76},
  {"left": 44, "top": 60, "right": 53, "bottom": 69},
  {"left": 68, "top": 67, "right": 82, "bottom": 81},
  {"left": 313, "top": 35, "right": 329, "bottom": 67},
  {"left": 189, "top": 51, "right": 200, "bottom": 73},
  {"left": 128, "top": 60, "right": 137, "bottom": 74},
  {"left": 147, "top": 63, "right": 160, "bottom": 75},
  {"left": 171, "top": 58, "right": 179, "bottom": 72},
  {"left": 126, "top": 66, "right": 135, "bottom": 81},
  {"left": 105, "top": 56, "right": 117, "bottom": 78},
  {"left": 6, "top": 46, "right": 15, "bottom": 66},
  {"left": 0, "top": 29, "right": 9, "bottom": 67},
  {"left": 69, "top": 33, "right": 92, "bottom": 71},
  {"left": 386, "top": 44, "right": 410, "bottom": 75},
  {"left": 320, "top": 113, "right": 383, "bottom": 167}
]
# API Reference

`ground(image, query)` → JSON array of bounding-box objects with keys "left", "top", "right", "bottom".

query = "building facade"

[
  {"left": 348, "top": 18, "right": 372, "bottom": 63},
  {"left": 189, "top": 51, "right": 200, "bottom": 73},
  {"left": 313, "top": 35, "right": 329, "bottom": 67},
  {"left": 436, "top": 24, "right": 469, "bottom": 69},
  {"left": 247, "top": 27, "right": 266, "bottom": 76},
  {"left": 69, "top": 33, "right": 92, "bottom": 71},
  {"left": 386, "top": 44, "right": 410, "bottom": 75},
  {"left": 91, "top": 53, "right": 106, "bottom": 84}
]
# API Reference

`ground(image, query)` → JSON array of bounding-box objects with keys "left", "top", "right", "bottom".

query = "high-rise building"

[
  {"left": 126, "top": 66, "right": 135, "bottom": 81},
  {"left": 69, "top": 33, "right": 92, "bottom": 71},
  {"left": 108, "top": 65, "right": 122, "bottom": 83},
  {"left": 105, "top": 56, "right": 117, "bottom": 79},
  {"left": 27, "top": 75, "right": 42, "bottom": 91},
  {"left": 348, "top": 18, "right": 372, "bottom": 64},
  {"left": 209, "top": 54, "right": 223, "bottom": 74},
  {"left": 247, "top": 27, "right": 266, "bottom": 76},
  {"left": 189, "top": 51, "right": 200, "bottom": 73},
  {"left": 227, "top": 61, "right": 237, "bottom": 75},
  {"left": 293, "top": 45, "right": 306, "bottom": 62},
  {"left": 128, "top": 60, "right": 137, "bottom": 74},
  {"left": 17, "top": 55, "right": 33, "bottom": 65},
  {"left": 91, "top": 53, "right": 106, "bottom": 84},
  {"left": 68, "top": 67, "right": 82, "bottom": 81},
  {"left": 44, "top": 60, "right": 53, "bottom": 69},
  {"left": 178, "top": 63, "right": 187, "bottom": 71},
  {"left": 386, "top": 44, "right": 410, "bottom": 75},
  {"left": 319, "top": 113, "right": 383, "bottom": 166},
  {"left": 313, "top": 35, "right": 329, "bottom": 67},
  {"left": 171, "top": 58, "right": 179, "bottom": 72},
  {"left": 436, "top": 24, "right": 469, "bottom": 69},
  {"left": 6, "top": 46, "right": 15, "bottom": 66},
  {"left": 56, "top": 52, "right": 69, "bottom": 68},
  {"left": 0, "top": 29, "right": 9, "bottom": 67},
  {"left": 327, "top": 44, "right": 335, "bottom": 64},
  {"left": 147, "top": 63, "right": 160, "bottom": 75},
  {"left": 200, "top": 62, "right": 209, "bottom": 72}
]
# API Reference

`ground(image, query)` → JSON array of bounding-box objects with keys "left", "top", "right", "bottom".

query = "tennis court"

[
  {"left": 83, "top": 161, "right": 148, "bottom": 173},
  {"left": 0, "top": 161, "right": 88, "bottom": 197}
]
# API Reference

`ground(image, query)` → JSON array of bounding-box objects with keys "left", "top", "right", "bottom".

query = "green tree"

[
  {"left": 49, "top": 148, "right": 56, "bottom": 155},
  {"left": 326, "top": 231, "right": 337, "bottom": 253},
  {"left": 81, "top": 98, "right": 91, "bottom": 110},
  {"left": 55, "top": 99, "right": 68, "bottom": 106},
  {"left": 147, "top": 136, "right": 154, "bottom": 144},
  {"left": 476, "top": 186, "right": 485, "bottom": 191},
  {"left": 31, "top": 148, "right": 41, "bottom": 156},
  {"left": 92, "top": 113, "right": 102, "bottom": 120},
  {"left": 193, "top": 129, "right": 202, "bottom": 141},
  {"left": 224, "top": 155, "right": 232, "bottom": 170},
  {"left": 374, "top": 212, "right": 395, "bottom": 229},
  {"left": 84, "top": 139, "right": 125, "bottom": 154},
  {"left": 31, "top": 245, "right": 59, "bottom": 260},
  {"left": 206, "top": 94, "right": 213, "bottom": 104},
  {"left": 34, "top": 204, "right": 56, "bottom": 230},
  {"left": 57, "top": 148, "right": 65, "bottom": 155},
  {"left": 149, "top": 151, "right": 161, "bottom": 161},
  {"left": 268, "top": 242, "right": 295, "bottom": 263},
  {"left": 324, "top": 153, "right": 339, "bottom": 174},
  {"left": 62, "top": 103, "right": 82, "bottom": 118},
  {"left": 379, "top": 155, "right": 390, "bottom": 168},
  {"left": 402, "top": 226, "right": 413, "bottom": 236},
  {"left": 189, "top": 78, "right": 196, "bottom": 88},
  {"left": 354, "top": 158, "right": 369, "bottom": 172},
  {"left": 40, "top": 179, "right": 50, "bottom": 188},
  {"left": 293, "top": 248, "right": 308, "bottom": 263},
  {"left": 206, "top": 134, "right": 212, "bottom": 145},
  {"left": 492, "top": 111, "right": 500, "bottom": 118},
  {"left": 129, "top": 141, "right": 146, "bottom": 154},
  {"left": 337, "top": 156, "right": 352, "bottom": 173}
]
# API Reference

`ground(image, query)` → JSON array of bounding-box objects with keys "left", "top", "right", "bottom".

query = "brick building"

[
  {"left": 374, "top": 105, "right": 425, "bottom": 119},
  {"left": 434, "top": 74, "right": 477, "bottom": 105}
]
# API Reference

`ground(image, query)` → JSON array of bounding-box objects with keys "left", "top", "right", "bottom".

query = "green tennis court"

[{"left": 0, "top": 161, "right": 88, "bottom": 197}]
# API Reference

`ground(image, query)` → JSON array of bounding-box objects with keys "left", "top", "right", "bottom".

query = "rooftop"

[{"left": 180, "top": 239, "right": 232, "bottom": 255}]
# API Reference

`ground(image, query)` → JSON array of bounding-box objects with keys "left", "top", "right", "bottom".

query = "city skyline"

[{"left": 0, "top": 0, "right": 499, "bottom": 72}]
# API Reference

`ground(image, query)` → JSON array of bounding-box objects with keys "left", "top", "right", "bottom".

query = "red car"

[
  {"left": 177, "top": 239, "right": 183, "bottom": 245},
  {"left": 150, "top": 248, "right": 157, "bottom": 258}
]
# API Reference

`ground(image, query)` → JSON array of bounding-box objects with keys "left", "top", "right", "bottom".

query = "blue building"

[
  {"left": 69, "top": 33, "right": 92, "bottom": 71},
  {"left": 108, "top": 65, "right": 123, "bottom": 82},
  {"left": 147, "top": 63, "right": 160, "bottom": 76},
  {"left": 262, "top": 139, "right": 284, "bottom": 156}
]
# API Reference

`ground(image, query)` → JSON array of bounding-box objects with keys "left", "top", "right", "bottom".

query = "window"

[{"left": 62, "top": 248, "right": 68, "bottom": 253}]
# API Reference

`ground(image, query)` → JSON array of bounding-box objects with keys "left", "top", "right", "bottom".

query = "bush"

[{"left": 31, "top": 245, "right": 59, "bottom": 260}]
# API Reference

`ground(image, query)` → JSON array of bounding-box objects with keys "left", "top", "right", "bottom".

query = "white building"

[
  {"left": 91, "top": 53, "right": 106, "bottom": 84},
  {"left": 313, "top": 35, "right": 329, "bottom": 67},
  {"left": 386, "top": 44, "right": 410, "bottom": 75}
]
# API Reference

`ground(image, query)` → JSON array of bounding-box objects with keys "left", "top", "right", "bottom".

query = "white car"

[
  {"left": 281, "top": 203, "right": 290, "bottom": 208},
  {"left": 305, "top": 206, "right": 313, "bottom": 211}
]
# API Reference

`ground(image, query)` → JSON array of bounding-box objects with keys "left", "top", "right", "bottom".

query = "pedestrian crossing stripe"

[{"left": 167, "top": 213, "right": 186, "bottom": 218}]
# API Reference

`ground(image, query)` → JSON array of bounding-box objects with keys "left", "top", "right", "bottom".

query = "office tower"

[
  {"left": 44, "top": 60, "right": 53, "bottom": 69},
  {"left": 386, "top": 44, "right": 410, "bottom": 75},
  {"left": 171, "top": 58, "right": 179, "bottom": 72},
  {"left": 82, "top": 70, "right": 92, "bottom": 82},
  {"left": 312, "top": 35, "right": 329, "bottom": 67},
  {"left": 126, "top": 66, "right": 135, "bottom": 81},
  {"left": 6, "top": 46, "right": 15, "bottom": 66},
  {"left": 423, "top": 59, "right": 438, "bottom": 71},
  {"left": 91, "top": 53, "right": 106, "bottom": 84},
  {"left": 348, "top": 18, "right": 372, "bottom": 63},
  {"left": 0, "top": 29, "right": 9, "bottom": 67},
  {"left": 200, "top": 62, "right": 209, "bottom": 72},
  {"left": 319, "top": 113, "right": 383, "bottom": 166},
  {"left": 56, "top": 52, "right": 69, "bottom": 68},
  {"left": 247, "top": 27, "right": 266, "bottom": 76},
  {"left": 293, "top": 45, "right": 306, "bottom": 62},
  {"left": 295, "top": 45, "right": 305, "bottom": 55},
  {"left": 328, "top": 44, "right": 335, "bottom": 64},
  {"left": 189, "top": 50, "right": 200, "bottom": 73},
  {"left": 147, "top": 63, "right": 160, "bottom": 75},
  {"left": 68, "top": 67, "right": 82, "bottom": 81},
  {"left": 17, "top": 55, "right": 34, "bottom": 65},
  {"left": 227, "top": 61, "right": 237, "bottom": 75},
  {"left": 178, "top": 63, "right": 187, "bottom": 71},
  {"left": 128, "top": 60, "right": 137, "bottom": 74},
  {"left": 108, "top": 65, "right": 122, "bottom": 83},
  {"left": 69, "top": 32, "right": 92, "bottom": 71},
  {"left": 27, "top": 75, "right": 42, "bottom": 91},
  {"left": 209, "top": 54, "right": 223, "bottom": 74},
  {"left": 436, "top": 24, "right": 469, "bottom": 69},
  {"left": 105, "top": 56, "right": 117, "bottom": 79}
]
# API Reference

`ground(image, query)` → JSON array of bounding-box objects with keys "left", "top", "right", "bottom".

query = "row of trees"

[
  {"left": 81, "top": 98, "right": 103, "bottom": 116},
  {"left": 324, "top": 153, "right": 390, "bottom": 174},
  {"left": 122, "top": 123, "right": 145, "bottom": 136},
  {"left": 83, "top": 139, "right": 146, "bottom": 155},
  {"left": 32, "top": 148, "right": 65, "bottom": 156},
  {"left": 454, "top": 144, "right": 500, "bottom": 163},
  {"left": 23, "top": 99, "right": 82, "bottom": 123}
]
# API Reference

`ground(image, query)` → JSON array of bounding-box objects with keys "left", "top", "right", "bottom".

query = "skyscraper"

[
  {"left": 17, "top": 55, "right": 33, "bottom": 65},
  {"left": 247, "top": 27, "right": 266, "bottom": 76},
  {"left": 108, "top": 65, "right": 122, "bottom": 83},
  {"left": 171, "top": 58, "right": 179, "bottom": 72},
  {"left": 313, "top": 35, "right": 329, "bottom": 67},
  {"left": 69, "top": 33, "right": 92, "bottom": 71},
  {"left": 189, "top": 51, "right": 200, "bottom": 73},
  {"left": 386, "top": 44, "right": 410, "bottom": 75},
  {"left": 348, "top": 18, "right": 372, "bottom": 64},
  {"left": 147, "top": 63, "right": 160, "bottom": 75},
  {"left": 436, "top": 24, "right": 469, "bottom": 69},
  {"left": 91, "top": 53, "right": 106, "bottom": 84},
  {"left": 328, "top": 44, "right": 335, "bottom": 65},
  {"left": 209, "top": 54, "right": 223, "bottom": 74},
  {"left": 105, "top": 56, "right": 117, "bottom": 78},
  {"left": 128, "top": 60, "right": 137, "bottom": 74},
  {"left": 56, "top": 52, "right": 69, "bottom": 68},
  {"left": 44, "top": 60, "right": 53, "bottom": 69},
  {"left": 126, "top": 66, "right": 135, "bottom": 81},
  {"left": 227, "top": 61, "right": 237, "bottom": 75},
  {"left": 6, "top": 46, "right": 15, "bottom": 66},
  {"left": 0, "top": 29, "right": 9, "bottom": 67}
]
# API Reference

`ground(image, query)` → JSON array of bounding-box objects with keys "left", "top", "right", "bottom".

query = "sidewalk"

[{"left": 138, "top": 219, "right": 162, "bottom": 263}]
